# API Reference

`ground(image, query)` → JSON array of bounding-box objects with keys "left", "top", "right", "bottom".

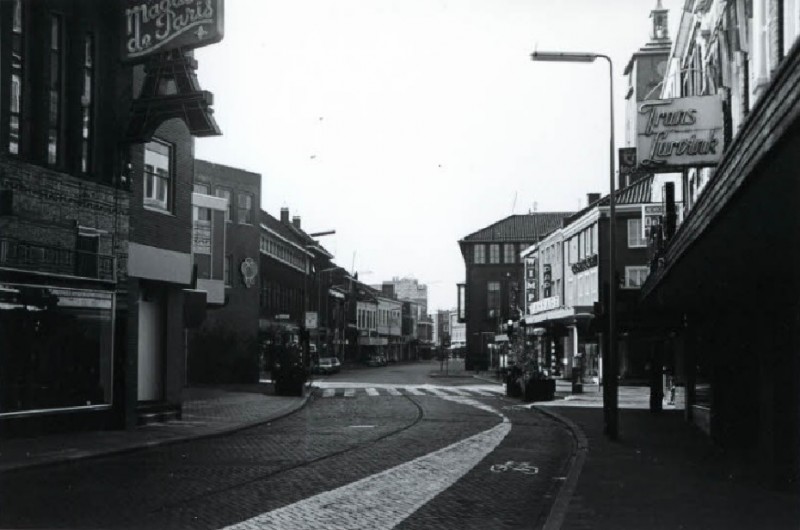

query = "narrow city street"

[{"left": 0, "top": 362, "right": 574, "bottom": 529}]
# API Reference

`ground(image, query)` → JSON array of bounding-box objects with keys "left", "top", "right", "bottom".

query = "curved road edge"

[
  {"left": 0, "top": 384, "right": 315, "bottom": 475},
  {"left": 533, "top": 405, "right": 589, "bottom": 530}
]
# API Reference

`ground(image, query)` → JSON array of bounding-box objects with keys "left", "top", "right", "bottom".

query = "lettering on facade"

[
  {"left": 570, "top": 253, "right": 598, "bottom": 275},
  {"left": 0, "top": 175, "right": 119, "bottom": 215},
  {"left": 122, "top": 0, "right": 224, "bottom": 62},
  {"left": 529, "top": 296, "right": 559, "bottom": 315},
  {"left": 637, "top": 95, "right": 724, "bottom": 171}
]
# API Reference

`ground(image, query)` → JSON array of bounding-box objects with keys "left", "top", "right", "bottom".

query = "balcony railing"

[{"left": 0, "top": 238, "right": 115, "bottom": 282}]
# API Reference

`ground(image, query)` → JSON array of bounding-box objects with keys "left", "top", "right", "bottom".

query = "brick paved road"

[{"left": 0, "top": 387, "right": 572, "bottom": 530}]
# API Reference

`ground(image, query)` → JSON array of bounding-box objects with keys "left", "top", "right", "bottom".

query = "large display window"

[{"left": 0, "top": 283, "right": 114, "bottom": 415}]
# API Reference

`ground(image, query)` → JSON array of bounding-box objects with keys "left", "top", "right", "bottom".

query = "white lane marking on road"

[
  {"left": 424, "top": 387, "right": 450, "bottom": 397},
  {"left": 385, "top": 387, "right": 401, "bottom": 396},
  {"left": 441, "top": 387, "right": 468, "bottom": 396},
  {"left": 322, "top": 389, "right": 335, "bottom": 398},
  {"left": 365, "top": 388, "right": 380, "bottom": 397},
  {"left": 221, "top": 399, "right": 510, "bottom": 530},
  {"left": 404, "top": 387, "right": 425, "bottom": 396},
  {"left": 343, "top": 388, "right": 355, "bottom": 397},
  {"left": 348, "top": 425, "right": 375, "bottom": 429}
]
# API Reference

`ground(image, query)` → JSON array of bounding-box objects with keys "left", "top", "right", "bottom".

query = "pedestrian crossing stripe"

[{"left": 316, "top": 387, "right": 501, "bottom": 399}]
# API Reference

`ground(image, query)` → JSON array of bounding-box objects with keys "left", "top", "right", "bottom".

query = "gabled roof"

[
  {"left": 460, "top": 212, "right": 574, "bottom": 243},
  {"left": 564, "top": 174, "right": 654, "bottom": 226}
]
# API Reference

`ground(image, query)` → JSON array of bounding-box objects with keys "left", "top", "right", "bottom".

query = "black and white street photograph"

[{"left": 1, "top": 0, "right": 799, "bottom": 528}]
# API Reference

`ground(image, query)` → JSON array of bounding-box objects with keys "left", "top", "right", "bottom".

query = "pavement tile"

[
  {"left": 0, "top": 383, "right": 309, "bottom": 473},
  {"left": 547, "top": 406, "right": 800, "bottom": 530}
]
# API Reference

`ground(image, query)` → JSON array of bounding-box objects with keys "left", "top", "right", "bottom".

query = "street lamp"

[{"left": 530, "top": 50, "right": 618, "bottom": 439}]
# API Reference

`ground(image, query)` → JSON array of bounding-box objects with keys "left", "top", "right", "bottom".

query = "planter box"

[{"left": 523, "top": 379, "right": 555, "bottom": 402}]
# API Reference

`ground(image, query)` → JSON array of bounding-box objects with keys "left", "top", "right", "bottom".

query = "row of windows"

[
  {"left": 260, "top": 279, "right": 304, "bottom": 316},
  {"left": 260, "top": 234, "right": 309, "bottom": 274},
  {"left": 6, "top": 2, "right": 96, "bottom": 174},
  {"left": 566, "top": 224, "right": 598, "bottom": 265},
  {"left": 193, "top": 182, "right": 254, "bottom": 224},
  {"left": 472, "top": 243, "right": 520, "bottom": 265},
  {"left": 357, "top": 307, "right": 377, "bottom": 330},
  {"left": 377, "top": 307, "right": 401, "bottom": 327}
]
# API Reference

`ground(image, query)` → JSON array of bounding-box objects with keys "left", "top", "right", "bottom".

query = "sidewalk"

[
  {"left": 539, "top": 405, "right": 800, "bottom": 529},
  {"left": 0, "top": 383, "right": 310, "bottom": 473}
]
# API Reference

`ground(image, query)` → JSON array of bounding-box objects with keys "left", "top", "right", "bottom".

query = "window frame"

[
  {"left": 623, "top": 266, "right": 650, "bottom": 289},
  {"left": 489, "top": 244, "right": 500, "bottom": 264},
  {"left": 503, "top": 243, "right": 515, "bottom": 264},
  {"left": 627, "top": 218, "right": 647, "bottom": 248},
  {"left": 8, "top": 0, "right": 25, "bottom": 156},
  {"left": 237, "top": 192, "right": 253, "bottom": 225},
  {"left": 142, "top": 138, "right": 173, "bottom": 213},
  {"left": 473, "top": 244, "right": 485, "bottom": 264},
  {"left": 487, "top": 281, "right": 500, "bottom": 317}
]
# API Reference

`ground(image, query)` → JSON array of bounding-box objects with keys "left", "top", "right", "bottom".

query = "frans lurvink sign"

[
  {"left": 123, "top": 0, "right": 224, "bottom": 62},
  {"left": 637, "top": 95, "right": 724, "bottom": 170}
]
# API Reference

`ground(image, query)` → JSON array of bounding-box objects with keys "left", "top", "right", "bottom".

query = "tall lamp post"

[
  {"left": 530, "top": 50, "right": 618, "bottom": 439},
  {"left": 317, "top": 266, "right": 344, "bottom": 359}
]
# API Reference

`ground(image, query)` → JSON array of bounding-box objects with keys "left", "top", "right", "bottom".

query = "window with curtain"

[
  {"left": 489, "top": 244, "right": 500, "bottom": 264},
  {"left": 627, "top": 219, "right": 646, "bottom": 248}
]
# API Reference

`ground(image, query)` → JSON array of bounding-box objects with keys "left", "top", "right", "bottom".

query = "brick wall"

[{"left": 128, "top": 118, "right": 194, "bottom": 255}]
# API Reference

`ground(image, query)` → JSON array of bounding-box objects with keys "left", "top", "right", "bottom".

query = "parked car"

[{"left": 313, "top": 357, "right": 341, "bottom": 375}]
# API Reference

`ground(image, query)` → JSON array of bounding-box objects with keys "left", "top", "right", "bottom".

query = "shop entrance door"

[{"left": 137, "top": 289, "right": 165, "bottom": 401}]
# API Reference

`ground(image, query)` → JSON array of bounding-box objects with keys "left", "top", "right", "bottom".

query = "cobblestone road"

[{"left": 0, "top": 385, "right": 573, "bottom": 530}]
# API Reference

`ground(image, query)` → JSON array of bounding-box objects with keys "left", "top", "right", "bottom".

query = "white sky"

[{"left": 195, "top": 0, "right": 684, "bottom": 313}]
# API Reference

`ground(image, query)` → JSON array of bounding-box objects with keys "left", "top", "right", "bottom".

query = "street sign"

[{"left": 305, "top": 311, "right": 318, "bottom": 329}]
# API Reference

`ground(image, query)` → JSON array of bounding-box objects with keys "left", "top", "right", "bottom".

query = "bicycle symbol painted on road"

[{"left": 490, "top": 461, "right": 539, "bottom": 475}]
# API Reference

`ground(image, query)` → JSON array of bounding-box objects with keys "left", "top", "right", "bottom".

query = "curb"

[
  {"left": 534, "top": 405, "right": 589, "bottom": 530},
  {"left": 0, "top": 385, "right": 314, "bottom": 474}
]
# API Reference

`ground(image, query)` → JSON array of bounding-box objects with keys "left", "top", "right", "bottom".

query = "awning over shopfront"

[
  {"left": 358, "top": 336, "right": 388, "bottom": 346},
  {"left": 524, "top": 305, "right": 594, "bottom": 326}
]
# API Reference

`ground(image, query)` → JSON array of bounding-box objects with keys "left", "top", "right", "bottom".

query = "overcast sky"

[{"left": 195, "top": 0, "right": 684, "bottom": 313}]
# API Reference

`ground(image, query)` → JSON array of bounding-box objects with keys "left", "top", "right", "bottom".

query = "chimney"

[
  {"left": 280, "top": 207, "right": 289, "bottom": 223},
  {"left": 587, "top": 193, "right": 601, "bottom": 206},
  {"left": 292, "top": 216, "right": 301, "bottom": 230}
]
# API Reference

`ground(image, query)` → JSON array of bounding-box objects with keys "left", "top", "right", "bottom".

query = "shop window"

[
  {"left": 0, "top": 284, "right": 114, "bottom": 414},
  {"left": 143, "top": 140, "right": 172, "bottom": 212},
  {"left": 627, "top": 219, "right": 646, "bottom": 248}
]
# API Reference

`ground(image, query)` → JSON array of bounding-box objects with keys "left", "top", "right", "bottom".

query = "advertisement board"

[
  {"left": 122, "top": 0, "right": 225, "bottom": 62},
  {"left": 637, "top": 94, "right": 724, "bottom": 171}
]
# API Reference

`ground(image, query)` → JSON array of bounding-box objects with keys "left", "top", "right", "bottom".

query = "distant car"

[
  {"left": 366, "top": 355, "right": 388, "bottom": 367},
  {"left": 313, "top": 357, "right": 341, "bottom": 375}
]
